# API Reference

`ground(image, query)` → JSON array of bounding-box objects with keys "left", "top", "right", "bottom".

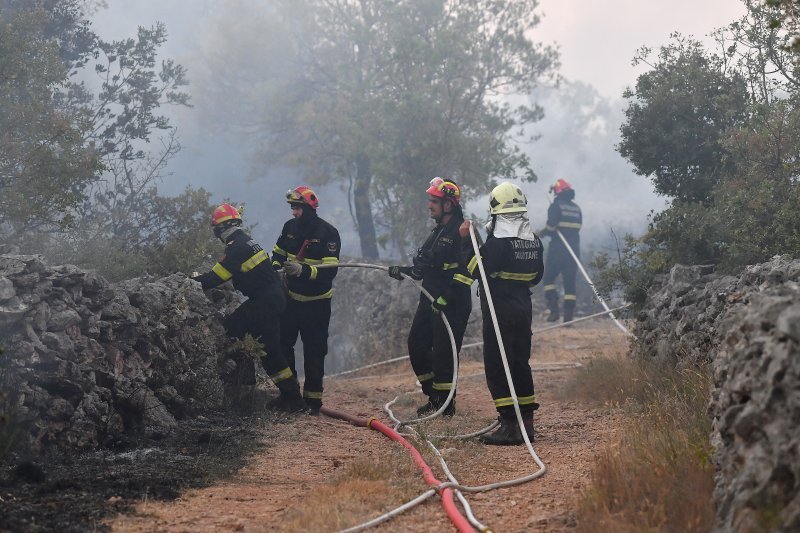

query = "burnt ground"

[{"left": 0, "top": 410, "right": 270, "bottom": 533}]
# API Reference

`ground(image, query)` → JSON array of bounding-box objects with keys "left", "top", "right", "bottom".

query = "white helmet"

[{"left": 489, "top": 182, "right": 527, "bottom": 214}]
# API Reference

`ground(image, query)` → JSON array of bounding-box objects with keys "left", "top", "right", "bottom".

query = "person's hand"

[
  {"left": 190, "top": 271, "right": 200, "bottom": 279},
  {"left": 388, "top": 265, "right": 405, "bottom": 281},
  {"left": 431, "top": 295, "right": 448, "bottom": 313},
  {"left": 459, "top": 220, "right": 471, "bottom": 239},
  {"left": 284, "top": 261, "right": 303, "bottom": 277}
]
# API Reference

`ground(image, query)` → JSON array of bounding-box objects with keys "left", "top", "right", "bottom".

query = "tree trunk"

[{"left": 354, "top": 155, "right": 379, "bottom": 259}]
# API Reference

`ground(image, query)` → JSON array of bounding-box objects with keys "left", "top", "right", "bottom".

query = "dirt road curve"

[{"left": 109, "top": 322, "right": 626, "bottom": 532}]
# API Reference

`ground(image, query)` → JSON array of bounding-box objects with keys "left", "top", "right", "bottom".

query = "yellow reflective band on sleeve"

[
  {"left": 432, "top": 382, "right": 452, "bottom": 391},
  {"left": 273, "top": 245, "right": 287, "bottom": 257},
  {"left": 303, "top": 391, "right": 323, "bottom": 400},
  {"left": 442, "top": 262, "right": 459, "bottom": 270},
  {"left": 321, "top": 256, "right": 339, "bottom": 264},
  {"left": 212, "top": 263, "right": 233, "bottom": 281},
  {"left": 241, "top": 249, "right": 268, "bottom": 272},
  {"left": 269, "top": 367, "right": 294, "bottom": 383},
  {"left": 543, "top": 284, "right": 557, "bottom": 292},
  {"left": 309, "top": 265, "right": 318, "bottom": 280},
  {"left": 467, "top": 255, "right": 478, "bottom": 275},
  {"left": 417, "top": 372, "right": 434, "bottom": 383},
  {"left": 453, "top": 273, "right": 474, "bottom": 286},
  {"left": 558, "top": 222, "right": 582, "bottom": 229},
  {"left": 288, "top": 289, "right": 333, "bottom": 302},
  {"left": 489, "top": 271, "right": 538, "bottom": 281},
  {"left": 564, "top": 294, "right": 577, "bottom": 301},
  {"left": 272, "top": 260, "right": 281, "bottom": 268}
]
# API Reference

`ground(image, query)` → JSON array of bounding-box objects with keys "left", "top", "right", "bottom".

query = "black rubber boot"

[
  {"left": 268, "top": 381, "right": 306, "bottom": 413},
  {"left": 305, "top": 399, "right": 321, "bottom": 416},
  {"left": 416, "top": 393, "right": 456, "bottom": 417},
  {"left": 480, "top": 415, "right": 535, "bottom": 445},
  {"left": 563, "top": 300, "right": 575, "bottom": 323},
  {"left": 546, "top": 297, "right": 559, "bottom": 322}
]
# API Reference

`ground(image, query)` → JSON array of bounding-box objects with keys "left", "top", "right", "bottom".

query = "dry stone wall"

[
  {"left": 0, "top": 254, "right": 246, "bottom": 457},
  {"left": 636, "top": 255, "right": 800, "bottom": 531}
]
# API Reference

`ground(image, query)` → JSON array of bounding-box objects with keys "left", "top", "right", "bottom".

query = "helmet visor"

[{"left": 286, "top": 189, "right": 303, "bottom": 203}]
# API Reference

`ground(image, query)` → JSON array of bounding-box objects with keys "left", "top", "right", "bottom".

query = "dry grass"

[
  {"left": 280, "top": 447, "right": 423, "bottom": 532},
  {"left": 571, "top": 354, "right": 715, "bottom": 532}
]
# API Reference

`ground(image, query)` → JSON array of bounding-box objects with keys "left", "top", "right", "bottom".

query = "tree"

[
  {"left": 618, "top": 35, "right": 749, "bottom": 204},
  {"left": 0, "top": 0, "right": 102, "bottom": 235},
  {"left": 1, "top": 0, "right": 217, "bottom": 279},
  {"left": 201, "top": 0, "right": 557, "bottom": 258}
]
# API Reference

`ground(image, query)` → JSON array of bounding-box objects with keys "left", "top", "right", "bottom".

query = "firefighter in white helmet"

[{"left": 461, "top": 182, "right": 543, "bottom": 444}]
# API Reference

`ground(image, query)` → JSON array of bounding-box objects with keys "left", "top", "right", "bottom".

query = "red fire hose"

[{"left": 320, "top": 406, "right": 474, "bottom": 533}]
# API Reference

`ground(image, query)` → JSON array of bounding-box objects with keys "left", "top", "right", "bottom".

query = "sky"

[
  {"left": 90, "top": 0, "right": 750, "bottom": 257},
  {"left": 535, "top": 0, "right": 747, "bottom": 99}
]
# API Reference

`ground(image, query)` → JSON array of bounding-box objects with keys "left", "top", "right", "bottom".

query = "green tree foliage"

[
  {"left": 618, "top": 36, "right": 749, "bottom": 203},
  {"left": 0, "top": 0, "right": 218, "bottom": 279},
  {"left": 0, "top": 0, "right": 102, "bottom": 234},
  {"left": 601, "top": 1, "right": 800, "bottom": 301},
  {"left": 764, "top": 0, "right": 800, "bottom": 53},
  {"left": 203, "top": 0, "right": 557, "bottom": 257}
]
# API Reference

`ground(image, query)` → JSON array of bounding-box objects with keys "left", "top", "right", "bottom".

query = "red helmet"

[
  {"left": 286, "top": 186, "right": 319, "bottom": 210},
  {"left": 211, "top": 203, "right": 242, "bottom": 226},
  {"left": 551, "top": 179, "right": 573, "bottom": 195},
  {"left": 426, "top": 177, "right": 461, "bottom": 205}
]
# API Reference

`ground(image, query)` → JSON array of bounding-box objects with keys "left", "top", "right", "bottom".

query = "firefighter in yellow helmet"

[
  {"left": 192, "top": 204, "right": 305, "bottom": 413},
  {"left": 271, "top": 186, "right": 341, "bottom": 416},
  {"left": 540, "top": 179, "right": 582, "bottom": 323},
  {"left": 387, "top": 177, "right": 473, "bottom": 417},
  {"left": 461, "top": 182, "right": 543, "bottom": 444}
]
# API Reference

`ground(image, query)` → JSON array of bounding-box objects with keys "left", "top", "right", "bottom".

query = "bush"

[{"left": 571, "top": 355, "right": 714, "bottom": 532}]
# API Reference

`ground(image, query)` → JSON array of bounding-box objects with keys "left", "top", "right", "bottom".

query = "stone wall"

[
  {"left": 635, "top": 255, "right": 800, "bottom": 531},
  {"left": 0, "top": 254, "right": 245, "bottom": 457}
]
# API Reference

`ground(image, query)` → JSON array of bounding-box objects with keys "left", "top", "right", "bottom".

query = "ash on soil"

[{"left": 0, "top": 413, "right": 265, "bottom": 532}]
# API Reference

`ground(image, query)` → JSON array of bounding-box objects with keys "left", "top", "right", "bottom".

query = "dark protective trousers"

[
  {"left": 224, "top": 297, "right": 299, "bottom": 396},
  {"left": 542, "top": 240, "right": 578, "bottom": 302},
  {"left": 407, "top": 288, "right": 471, "bottom": 399},
  {"left": 279, "top": 298, "right": 331, "bottom": 408},
  {"left": 224, "top": 297, "right": 289, "bottom": 377},
  {"left": 482, "top": 303, "right": 536, "bottom": 418}
]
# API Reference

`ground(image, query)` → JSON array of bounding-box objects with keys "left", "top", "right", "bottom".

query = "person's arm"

[
  {"left": 193, "top": 243, "right": 241, "bottom": 290},
  {"left": 271, "top": 222, "right": 290, "bottom": 269},
  {"left": 541, "top": 202, "right": 559, "bottom": 237}
]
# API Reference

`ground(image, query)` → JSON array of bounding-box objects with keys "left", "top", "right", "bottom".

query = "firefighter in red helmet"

[
  {"left": 271, "top": 186, "right": 341, "bottom": 415},
  {"left": 540, "top": 179, "right": 582, "bottom": 323},
  {"left": 192, "top": 203, "right": 305, "bottom": 412},
  {"left": 388, "top": 177, "right": 473, "bottom": 417}
]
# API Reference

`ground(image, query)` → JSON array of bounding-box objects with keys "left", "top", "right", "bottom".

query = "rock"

[
  {"left": 0, "top": 276, "right": 15, "bottom": 301},
  {"left": 776, "top": 304, "right": 800, "bottom": 342}
]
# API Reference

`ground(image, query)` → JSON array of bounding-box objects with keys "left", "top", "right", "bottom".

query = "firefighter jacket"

[
  {"left": 466, "top": 233, "right": 544, "bottom": 314},
  {"left": 412, "top": 213, "right": 473, "bottom": 299},
  {"left": 194, "top": 229, "right": 283, "bottom": 301},
  {"left": 271, "top": 212, "right": 341, "bottom": 302},
  {"left": 543, "top": 191, "right": 582, "bottom": 249}
]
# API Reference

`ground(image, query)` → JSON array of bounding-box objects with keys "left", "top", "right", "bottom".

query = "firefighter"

[
  {"left": 540, "top": 179, "right": 582, "bottom": 323},
  {"left": 271, "top": 186, "right": 341, "bottom": 416},
  {"left": 192, "top": 203, "right": 305, "bottom": 412},
  {"left": 461, "top": 182, "right": 543, "bottom": 445},
  {"left": 388, "top": 177, "right": 473, "bottom": 417}
]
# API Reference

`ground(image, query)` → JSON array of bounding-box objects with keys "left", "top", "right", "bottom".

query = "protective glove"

[
  {"left": 431, "top": 295, "right": 448, "bottom": 313},
  {"left": 190, "top": 271, "right": 200, "bottom": 279},
  {"left": 388, "top": 265, "right": 410, "bottom": 281},
  {"left": 283, "top": 261, "right": 303, "bottom": 277}
]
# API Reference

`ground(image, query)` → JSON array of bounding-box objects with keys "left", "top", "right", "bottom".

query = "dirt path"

[{"left": 109, "top": 321, "right": 627, "bottom": 532}]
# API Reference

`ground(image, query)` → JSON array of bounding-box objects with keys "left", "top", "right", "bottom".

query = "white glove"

[{"left": 283, "top": 261, "right": 303, "bottom": 277}]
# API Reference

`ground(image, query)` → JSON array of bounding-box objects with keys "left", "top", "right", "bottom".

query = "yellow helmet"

[{"left": 489, "top": 182, "right": 527, "bottom": 214}]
